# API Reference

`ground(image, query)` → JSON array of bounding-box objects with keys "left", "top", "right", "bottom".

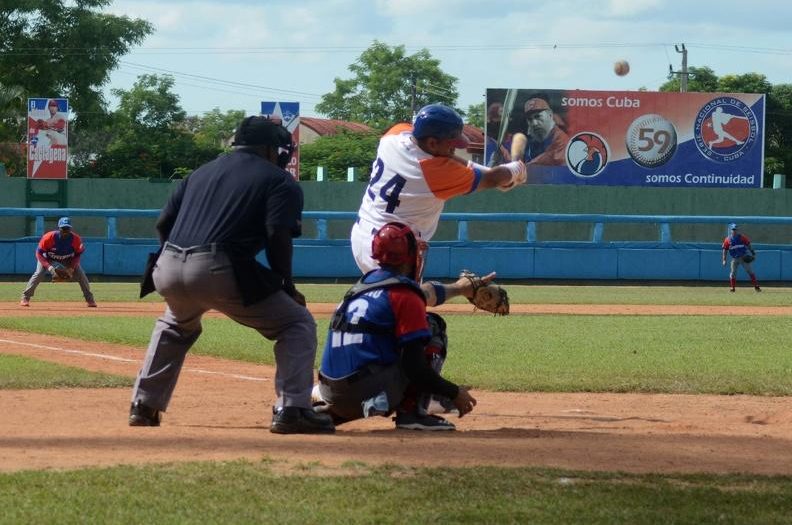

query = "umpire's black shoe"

[
  {"left": 270, "top": 406, "right": 335, "bottom": 434},
  {"left": 129, "top": 400, "right": 161, "bottom": 427}
]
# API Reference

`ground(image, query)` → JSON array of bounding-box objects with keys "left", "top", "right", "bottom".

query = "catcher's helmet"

[
  {"left": 372, "top": 222, "right": 417, "bottom": 267},
  {"left": 232, "top": 116, "right": 294, "bottom": 168},
  {"left": 412, "top": 104, "right": 468, "bottom": 147}
]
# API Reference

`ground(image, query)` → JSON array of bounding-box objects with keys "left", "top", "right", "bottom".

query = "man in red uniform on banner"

[{"left": 28, "top": 98, "right": 68, "bottom": 178}]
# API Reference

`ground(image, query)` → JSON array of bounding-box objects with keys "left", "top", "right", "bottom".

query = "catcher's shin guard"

[{"left": 417, "top": 313, "right": 452, "bottom": 415}]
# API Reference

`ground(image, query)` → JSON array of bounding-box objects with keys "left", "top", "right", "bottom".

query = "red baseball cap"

[{"left": 524, "top": 98, "right": 551, "bottom": 114}]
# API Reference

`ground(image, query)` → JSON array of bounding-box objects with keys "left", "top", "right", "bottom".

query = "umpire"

[{"left": 129, "top": 115, "right": 334, "bottom": 434}]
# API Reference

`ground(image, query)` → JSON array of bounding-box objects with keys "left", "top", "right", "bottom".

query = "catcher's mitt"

[
  {"left": 459, "top": 270, "right": 509, "bottom": 316},
  {"left": 742, "top": 254, "right": 755, "bottom": 263}
]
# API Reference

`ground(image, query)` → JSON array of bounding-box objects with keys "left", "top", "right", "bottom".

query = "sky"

[{"left": 103, "top": 0, "right": 792, "bottom": 120}]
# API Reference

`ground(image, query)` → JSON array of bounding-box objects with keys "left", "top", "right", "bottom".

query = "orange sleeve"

[
  {"left": 419, "top": 156, "right": 477, "bottom": 200},
  {"left": 384, "top": 123, "right": 412, "bottom": 136}
]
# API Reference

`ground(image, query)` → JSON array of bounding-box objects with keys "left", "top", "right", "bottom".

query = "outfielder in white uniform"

[{"left": 351, "top": 104, "right": 526, "bottom": 306}]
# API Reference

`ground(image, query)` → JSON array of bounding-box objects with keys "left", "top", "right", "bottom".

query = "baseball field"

[{"left": 1, "top": 281, "right": 791, "bottom": 523}]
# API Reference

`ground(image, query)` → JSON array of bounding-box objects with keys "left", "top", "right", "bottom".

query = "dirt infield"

[{"left": 1, "top": 301, "right": 791, "bottom": 475}]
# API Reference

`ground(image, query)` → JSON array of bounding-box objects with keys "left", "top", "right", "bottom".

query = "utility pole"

[{"left": 674, "top": 43, "right": 688, "bottom": 92}]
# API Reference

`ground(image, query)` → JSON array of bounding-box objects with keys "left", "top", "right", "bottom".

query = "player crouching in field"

[
  {"left": 20, "top": 216, "right": 97, "bottom": 307},
  {"left": 314, "top": 222, "right": 478, "bottom": 431}
]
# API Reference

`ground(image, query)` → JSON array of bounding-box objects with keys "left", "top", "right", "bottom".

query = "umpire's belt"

[
  {"left": 318, "top": 367, "right": 373, "bottom": 385},
  {"left": 163, "top": 242, "right": 226, "bottom": 255}
]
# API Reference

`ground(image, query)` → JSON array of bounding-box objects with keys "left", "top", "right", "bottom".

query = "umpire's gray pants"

[
  {"left": 130, "top": 247, "right": 318, "bottom": 412},
  {"left": 21, "top": 261, "right": 95, "bottom": 303}
]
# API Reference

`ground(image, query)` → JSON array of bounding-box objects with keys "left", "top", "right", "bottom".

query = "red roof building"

[{"left": 299, "top": 117, "right": 373, "bottom": 145}]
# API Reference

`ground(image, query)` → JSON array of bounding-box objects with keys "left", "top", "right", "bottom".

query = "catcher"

[
  {"left": 314, "top": 222, "right": 506, "bottom": 431},
  {"left": 722, "top": 223, "right": 761, "bottom": 292},
  {"left": 20, "top": 217, "right": 97, "bottom": 307}
]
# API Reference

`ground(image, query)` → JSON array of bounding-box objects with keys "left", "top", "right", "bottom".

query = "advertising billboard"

[
  {"left": 485, "top": 89, "right": 765, "bottom": 187},
  {"left": 261, "top": 101, "right": 300, "bottom": 180},
  {"left": 27, "top": 98, "right": 69, "bottom": 179}
]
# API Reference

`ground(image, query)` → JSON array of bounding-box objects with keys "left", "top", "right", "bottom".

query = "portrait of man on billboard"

[{"left": 509, "top": 96, "right": 569, "bottom": 166}]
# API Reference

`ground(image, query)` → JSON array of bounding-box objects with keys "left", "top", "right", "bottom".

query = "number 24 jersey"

[{"left": 356, "top": 123, "right": 482, "bottom": 240}]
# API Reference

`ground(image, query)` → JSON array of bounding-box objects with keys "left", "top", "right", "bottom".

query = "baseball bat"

[{"left": 489, "top": 88, "right": 518, "bottom": 166}]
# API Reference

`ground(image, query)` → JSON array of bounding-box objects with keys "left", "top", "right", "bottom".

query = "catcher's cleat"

[
  {"left": 424, "top": 395, "right": 459, "bottom": 416},
  {"left": 755, "top": 286, "right": 762, "bottom": 292},
  {"left": 129, "top": 401, "right": 161, "bottom": 427},
  {"left": 86, "top": 300, "right": 97, "bottom": 307},
  {"left": 729, "top": 288, "right": 735, "bottom": 292},
  {"left": 394, "top": 411, "right": 455, "bottom": 431},
  {"left": 270, "top": 406, "right": 335, "bottom": 434},
  {"left": 19, "top": 297, "right": 30, "bottom": 307}
]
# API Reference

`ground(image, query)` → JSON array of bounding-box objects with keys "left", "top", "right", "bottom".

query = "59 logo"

[{"left": 625, "top": 114, "right": 678, "bottom": 168}]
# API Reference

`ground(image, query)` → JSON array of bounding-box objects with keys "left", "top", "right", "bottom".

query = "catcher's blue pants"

[
  {"left": 21, "top": 261, "right": 95, "bottom": 303},
  {"left": 130, "top": 245, "right": 318, "bottom": 412}
]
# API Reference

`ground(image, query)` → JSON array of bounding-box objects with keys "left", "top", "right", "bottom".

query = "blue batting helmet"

[{"left": 412, "top": 104, "right": 468, "bottom": 147}]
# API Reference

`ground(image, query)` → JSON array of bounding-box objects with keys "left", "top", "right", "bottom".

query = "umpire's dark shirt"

[{"left": 161, "top": 149, "right": 303, "bottom": 259}]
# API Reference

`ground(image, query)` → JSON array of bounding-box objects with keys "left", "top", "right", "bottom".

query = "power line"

[
  {"left": 6, "top": 42, "right": 791, "bottom": 55},
  {"left": 120, "top": 61, "right": 324, "bottom": 99}
]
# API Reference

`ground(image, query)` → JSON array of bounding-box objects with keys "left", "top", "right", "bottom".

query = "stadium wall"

[{"left": 2, "top": 178, "right": 792, "bottom": 242}]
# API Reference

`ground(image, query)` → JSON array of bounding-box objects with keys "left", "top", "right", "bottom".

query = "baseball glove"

[
  {"left": 459, "top": 270, "right": 510, "bottom": 316},
  {"left": 49, "top": 262, "right": 73, "bottom": 282},
  {"left": 742, "top": 254, "right": 755, "bottom": 263}
]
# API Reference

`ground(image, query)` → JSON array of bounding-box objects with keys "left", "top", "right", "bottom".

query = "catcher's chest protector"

[{"left": 330, "top": 276, "right": 424, "bottom": 334}]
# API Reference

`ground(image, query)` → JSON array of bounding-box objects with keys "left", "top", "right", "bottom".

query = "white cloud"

[{"left": 606, "top": 0, "right": 662, "bottom": 17}]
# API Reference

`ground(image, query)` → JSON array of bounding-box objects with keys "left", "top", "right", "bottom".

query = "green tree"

[
  {"left": 659, "top": 66, "right": 719, "bottom": 93},
  {"left": 766, "top": 83, "right": 792, "bottom": 180},
  {"left": 466, "top": 102, "right": 484, "bottom": 128},
  {"left": 299, "top": 130, "right": 380, "bottom": 181},
  {"left": 182, "top": 108, "right": 245, "bottom": 151},
  {"left": 0, "top": 1, "right": 152, "bottom": 129},
  {"left": 0, "top": 83, "right": 25, "bottom": 176},
  {"left": 718, "top": 73, "right": 773, "bottom": 95},
  {"left": 0, "top": 1, "right": 151, "bottom": 175},
  {"left": 75, "top": 74, "right": 219, "bottom": 178},
  {"left": 316, "top": 41, "right": 460, "bottom": 129}
]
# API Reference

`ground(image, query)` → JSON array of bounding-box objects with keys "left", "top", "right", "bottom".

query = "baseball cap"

[
  {"left": 728, "top": 223, "right": 738, "bottom": 230},
  {"left": 524, "top": 98, "right": 551, "bottom": 115},
  {"left": 58, "top": 217, "right": 72, "bottom": 229},
  {"left": 232, "top": 116, "right": 291, "bottom": 148}
]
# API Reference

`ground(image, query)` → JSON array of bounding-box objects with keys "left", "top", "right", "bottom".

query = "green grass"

[
  {"left": 1, "top": 461, "right": 791, "bottom": 525},
  {"left": 0, "top": 354, "right": 130, "bottom": 389},
  {"left": 2, "top": 281, "right": 791, "bottom": 305},
  {"left": 2, "top": 314, "right": 791, "bottom": 395}
]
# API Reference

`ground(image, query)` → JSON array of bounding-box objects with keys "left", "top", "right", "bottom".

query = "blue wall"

[{"left": 3, "top": 208, "right": 791, "bottom": 282}]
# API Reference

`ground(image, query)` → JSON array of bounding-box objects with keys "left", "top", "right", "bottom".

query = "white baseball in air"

[
  {"left": 614, "top": 60, "right": 630, "bottom": 76},
  {"left": 625, "top": 114, "right": 678, "bottom": 168}
]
